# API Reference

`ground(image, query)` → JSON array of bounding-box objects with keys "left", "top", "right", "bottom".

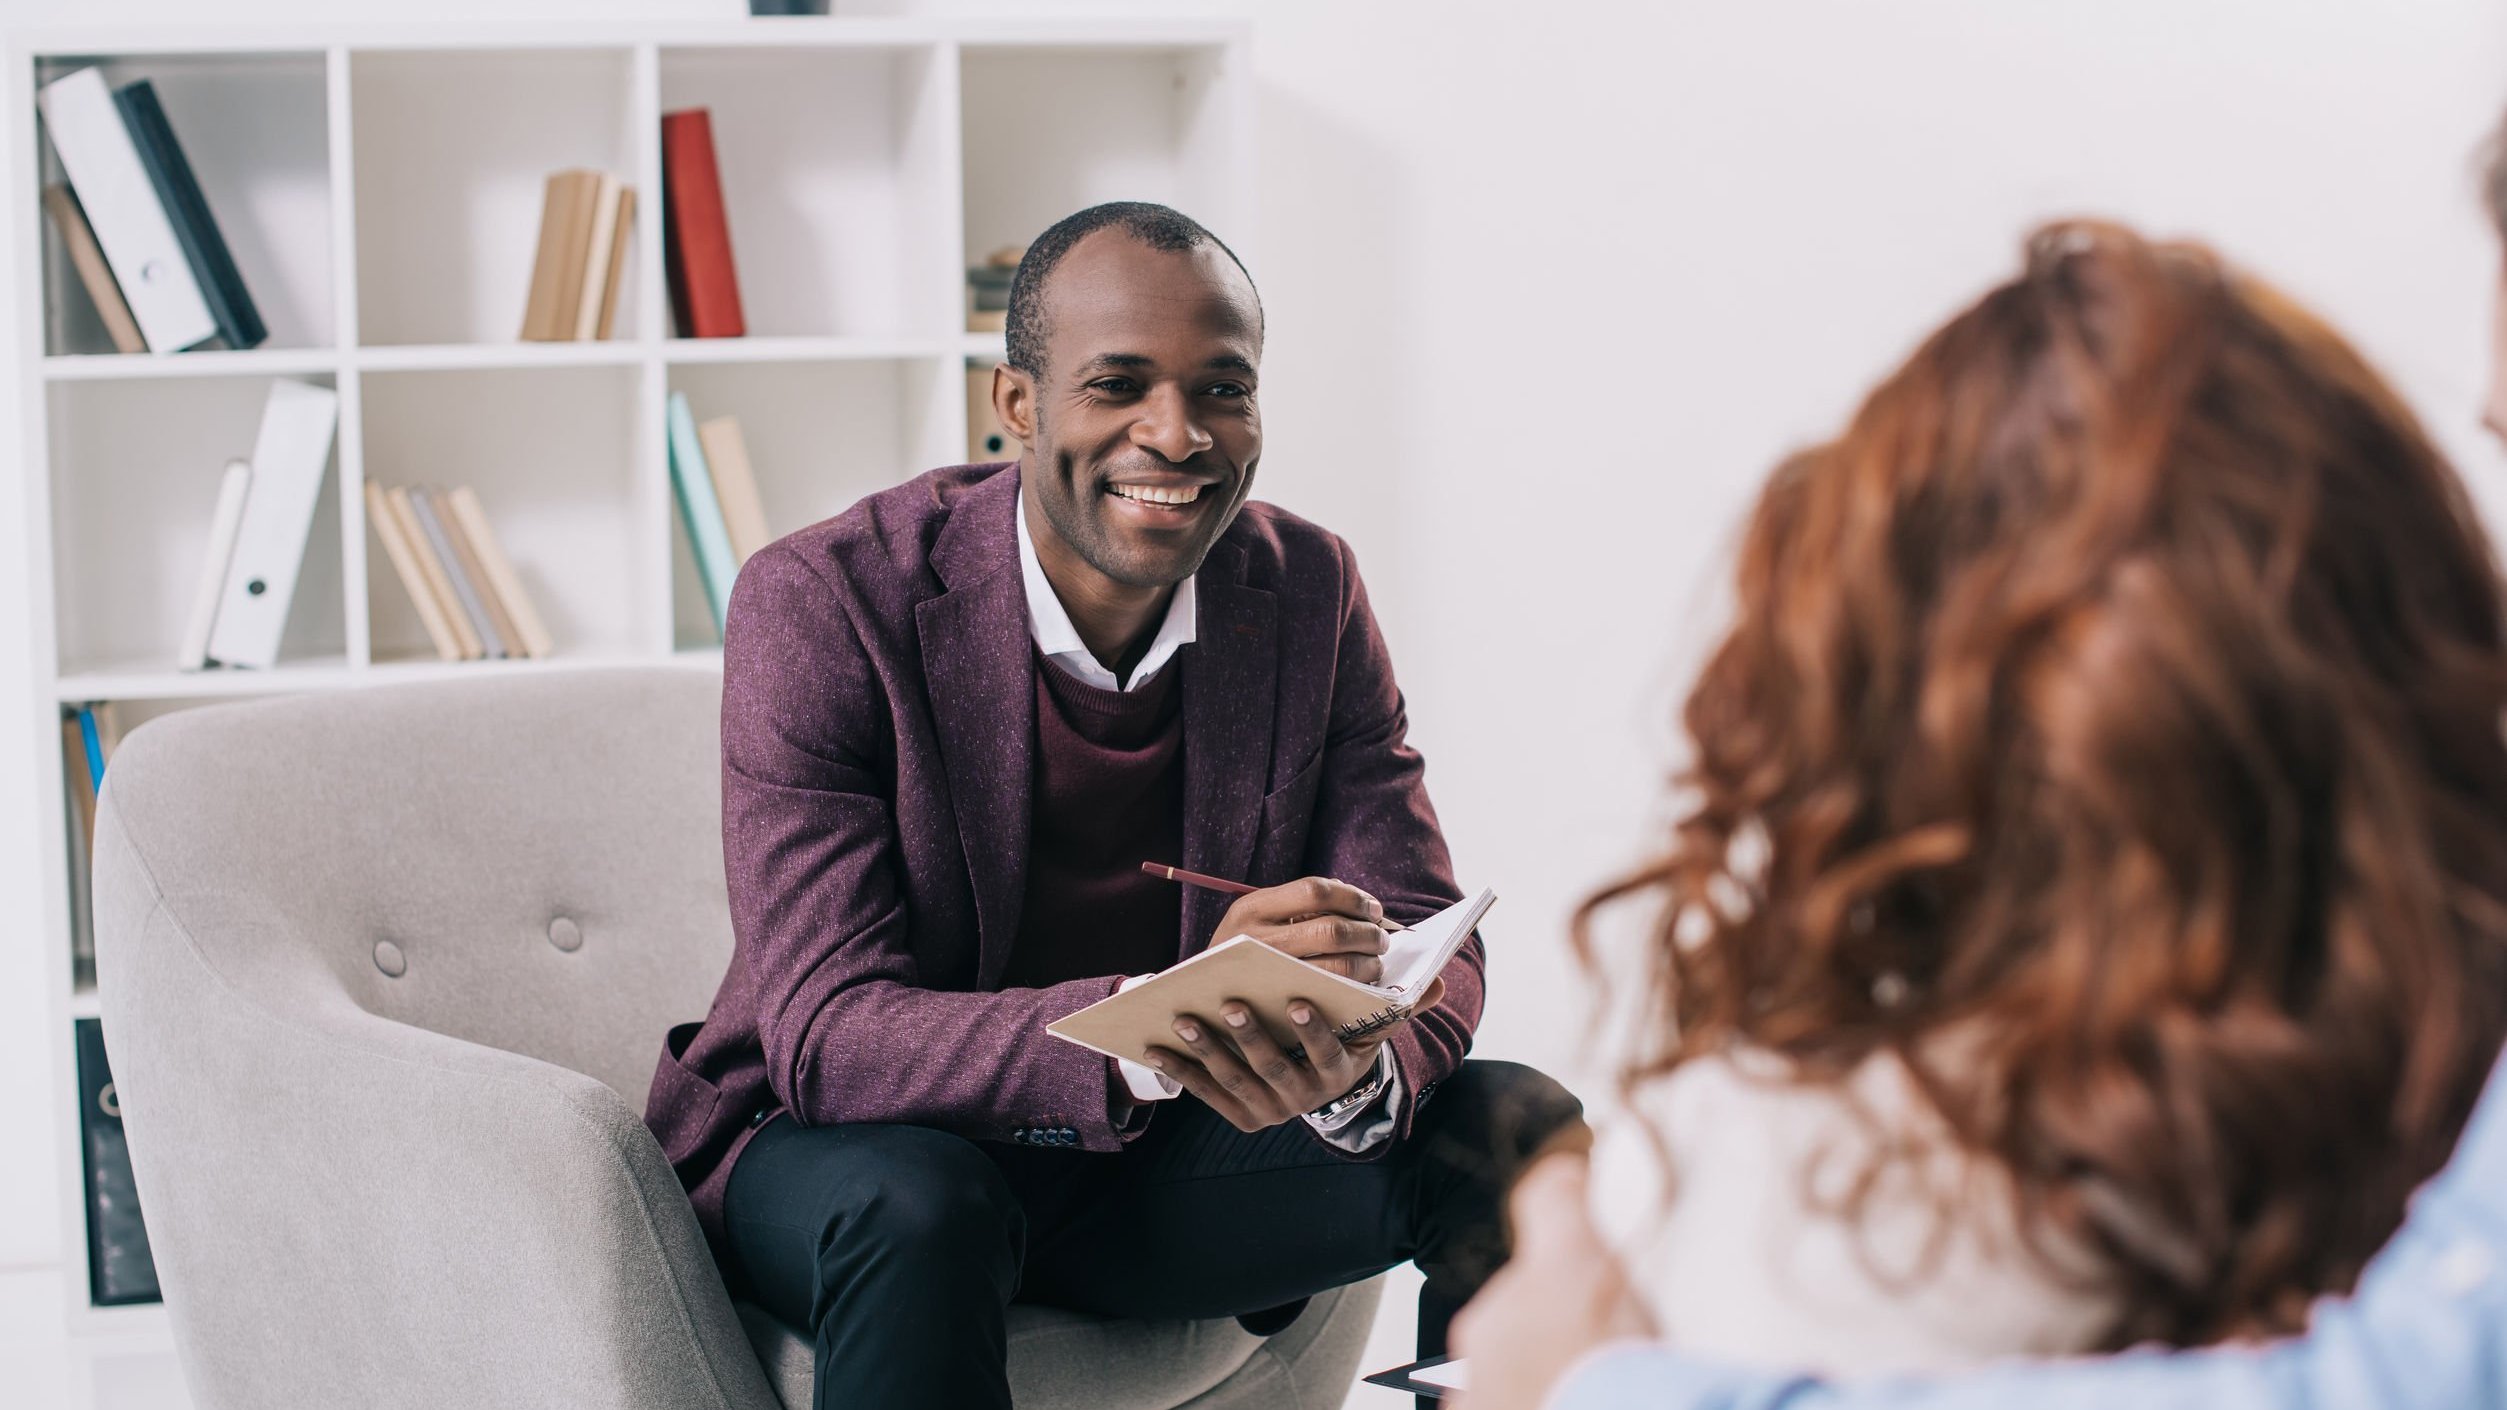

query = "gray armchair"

[{"left": 90, "top": 666, "right": 1379, "bottom": 1409}]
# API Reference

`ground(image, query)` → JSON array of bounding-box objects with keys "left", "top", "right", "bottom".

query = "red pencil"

[
  {"left": 1137, "top": 862, "right": 1403, "bottom": 929},
  {"left": 1137, "top": 861, "right": 1258, "bottom": 896}
]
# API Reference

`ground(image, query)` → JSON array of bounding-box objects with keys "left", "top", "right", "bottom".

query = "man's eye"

[
  {"left": 1087, "top": 378, "right": 1137, "bottom": 395},
  {"left": 1204, "top": 383, "right": 1250, "bottom": 399}
]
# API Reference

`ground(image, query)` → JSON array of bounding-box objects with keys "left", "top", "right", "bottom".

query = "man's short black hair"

[{"left": 1004, "top": 201, "right": 1260, "bottom": 378}]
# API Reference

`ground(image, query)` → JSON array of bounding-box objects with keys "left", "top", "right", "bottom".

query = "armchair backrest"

[{"left": 97, "top": 666, "right": 732, "bottom": 1102}]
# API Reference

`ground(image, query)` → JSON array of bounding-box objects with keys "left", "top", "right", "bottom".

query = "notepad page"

[{"left": 1378, "top": 889, "right": 1497, "bottom": 996}]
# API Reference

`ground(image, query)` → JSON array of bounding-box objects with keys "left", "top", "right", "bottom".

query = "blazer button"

[
  {"left": 1060, "top": 1128, "right": 1076, "bottom": 1145},
  {"left": 749, "top": 1107, "right": 773, "bottom": 1130}
]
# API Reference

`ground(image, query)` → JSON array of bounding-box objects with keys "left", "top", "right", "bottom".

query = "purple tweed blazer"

[{"left": 644, "top": 462, "right": 1481, "bottom": 1245}]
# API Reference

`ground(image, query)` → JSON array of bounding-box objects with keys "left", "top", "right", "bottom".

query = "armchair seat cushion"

[{"left": 738, "top": 1281, "right": 1378, "bottom": 1409}]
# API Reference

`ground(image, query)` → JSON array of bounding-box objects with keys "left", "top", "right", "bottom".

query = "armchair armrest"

[{"left": 93, "top": 804, "right": 780, "bottom": 1410}]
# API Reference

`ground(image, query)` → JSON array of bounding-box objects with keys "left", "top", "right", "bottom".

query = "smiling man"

[{"left": 643, "top": 203, "right": 1581, "bottom": 1409}]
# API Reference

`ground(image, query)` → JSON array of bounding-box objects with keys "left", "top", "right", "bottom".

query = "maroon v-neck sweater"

[{"left": 1001, "top": 649, "right": 1186, "bottom": 989}]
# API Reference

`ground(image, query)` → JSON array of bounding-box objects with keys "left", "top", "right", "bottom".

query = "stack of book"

[
  {"left": 179, "top": 379, "right": 342, "bottom": 672},
  {"left": 366, "top": 483, "right": 554, "bottom": 663},
  {"left": 666, "top": 392, "right": 772, "bottom": 637},
  {"left": 662, "top": 109, "right": 744, "bottom": 339},
  {"left": 521, "top": 170, "right": 635, "bottom": 342},
  {"left": 59, "top": 702, "right": 122, "bottom": 975},
  {"left": 38, "top": 66, "right": 266, "bottom": 355}
]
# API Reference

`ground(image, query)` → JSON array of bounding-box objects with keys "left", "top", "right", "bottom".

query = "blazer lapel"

[
  {"left": 915, "top": 469, "right": 1034, "bottom": 991},
  {"left": 1179, "top": 540, "right": 1278, "bottom": 959}
]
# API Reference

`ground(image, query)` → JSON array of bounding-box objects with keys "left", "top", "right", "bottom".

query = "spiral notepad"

[{"left": 1046, "top": 889, "right": 1497, "bottom": 1067}]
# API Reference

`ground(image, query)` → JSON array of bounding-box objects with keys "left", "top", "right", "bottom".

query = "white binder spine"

[
  {"left": 177, "top": 458, "right": 252, "bottom": 671},
  {"left": 206, "top": 380, "right": 339, "bottom": 669},
  {"left": 36, "top": 67, "right": 217, "bottom": 354}
]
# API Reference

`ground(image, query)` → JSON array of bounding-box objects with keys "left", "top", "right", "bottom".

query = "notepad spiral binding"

[{"left": 1335, "top": 1004, "right": 1412, "bottom": 1041}]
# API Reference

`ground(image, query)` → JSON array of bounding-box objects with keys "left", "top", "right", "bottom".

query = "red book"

[{"left": 661, "top": 109, "right": 745, "bottom": 339}]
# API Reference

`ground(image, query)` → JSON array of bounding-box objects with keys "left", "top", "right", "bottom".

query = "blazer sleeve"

[
  {"left": 1302, "top": 535, "right": 1483, "bottom": 1143},
  {"left": 720, "top": 546, "right": 1135, "bottom": 1150}
]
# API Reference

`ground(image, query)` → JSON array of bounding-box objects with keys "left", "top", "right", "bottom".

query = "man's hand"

[
  {"left": 1450, "top": 1153, "right": 1656, "bottom": 1410},
  {"left": 1212, "top": 876, "right": 1393, "bottom": 983},
  {"left": 1147, "top": 976, "right": 1447, "bottom": 1133}
]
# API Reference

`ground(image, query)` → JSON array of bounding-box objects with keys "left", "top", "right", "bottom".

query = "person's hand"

[
  {"left": 1211, "top": 875, "right": 1393, "bottom": 983},
  {"left": 1147, "top": 975, "right": 1447, "bottom": 1133},
  {"left": 1450, "top": 1153, "right": 1656, "bottom": 1410}
]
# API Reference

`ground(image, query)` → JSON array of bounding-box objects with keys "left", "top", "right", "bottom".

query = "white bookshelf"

[{"left": 10, "top": 15, "right": 1251, "bottom": 1335}]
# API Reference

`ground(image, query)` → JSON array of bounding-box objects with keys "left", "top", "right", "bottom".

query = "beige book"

[
  {"left": 697, "top": 415, "right": 771, "bottom": 563},
  {"left": 447, "top": 486, "right": 554, "bottom": 660},
  {"left": 594, "top": 187, "right": 635, "bottom": 341},
  {"left": 572, "top": 174, "right": 623, "bottom": 342},
  {"left": 385, "top": 485, "right": 483, "bottom": 659},
  {"left": 42, "top": 183, "right": 145, "bottom": 354},
  {"left": 1047, "top": 889, "right": 1496, "bottom": 1068},
  {"left": 366, "top": 482, "right": 465, "bottom": 661},
  {"left": 520, "top": 170, "right": 602, "bottom": 341},
  {"left": 520, "top": 175, "right": 572, "bottom": 341},
  {"left": 422, "top": 486, "right": 526, "bottom": 659}
]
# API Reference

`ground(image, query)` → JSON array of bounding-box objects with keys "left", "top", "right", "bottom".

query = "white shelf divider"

[
  {"left": 40, "top": 347, "right": 343, "bottom": 381},
  {"left": 660, "top": 334, "right": 951, "bottom": 365}
]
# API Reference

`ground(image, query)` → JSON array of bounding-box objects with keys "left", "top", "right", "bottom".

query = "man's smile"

[
  {"left": 1107, "top": 482, "right": 1206, "bottom": 506},
  {"left": 1100, "top": 475, "right": 1224, "bottom": 526}
]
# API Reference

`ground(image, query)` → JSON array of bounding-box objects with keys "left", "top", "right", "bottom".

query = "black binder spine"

[
  {"left": 111, "top": 79, "right": 265, "bottom": 351},
  {"left": 74, "top": 1018, "right": 161, "bottom": 1306}
]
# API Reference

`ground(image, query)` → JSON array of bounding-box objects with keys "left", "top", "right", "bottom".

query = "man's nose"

[{"left": 1132, "top": 384, "right": 1214, "bottom": 462}]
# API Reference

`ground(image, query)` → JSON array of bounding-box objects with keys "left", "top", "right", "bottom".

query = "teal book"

[{"left": 667, "top": 391, "right": 739, "bottom": 635}]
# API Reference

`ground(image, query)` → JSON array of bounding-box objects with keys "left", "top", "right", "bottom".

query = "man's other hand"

[
  {"left": 1449, "top": 1153, "right": 1655, "bottom": 1410},
  {"left": 1145, "top": 976, "right": 1446, "bottom": 1133},
  {"left": 1211, "top": 875, "right": 1392, "bottom": 984}
]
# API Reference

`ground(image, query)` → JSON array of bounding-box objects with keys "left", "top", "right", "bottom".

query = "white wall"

[{"left": 3, "top": 0, "right": 2504, "bottom": 1374}]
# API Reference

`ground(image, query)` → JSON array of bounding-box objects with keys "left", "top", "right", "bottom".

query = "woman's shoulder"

[{"left": 1589, "top": 1046, "right": 2120, "bottom": 1380}]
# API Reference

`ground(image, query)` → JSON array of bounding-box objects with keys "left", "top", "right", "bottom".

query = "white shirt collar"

[{"left": 1015, "top": 491, "right": 1198, "bottom": 692}]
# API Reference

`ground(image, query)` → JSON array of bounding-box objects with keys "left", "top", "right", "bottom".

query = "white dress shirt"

[{"left": 1015, "top": 495, "right": 1399, "bottom": 1149}]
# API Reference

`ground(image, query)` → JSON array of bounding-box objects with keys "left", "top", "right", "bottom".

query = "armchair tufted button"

[
  {"left": 548, "top": 917, "right": 583, "bottom": 953},
  {"left": 373, "top": 939, "right": 406, "bottom": 978}
]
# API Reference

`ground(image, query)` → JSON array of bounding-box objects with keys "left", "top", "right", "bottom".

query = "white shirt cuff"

[
  {"left": 1303, "top": 1046, "right": 1400, "bottom": 1151},
  {"left": 1115, "top": 975, "right": 1184, "bottom": 1103}
]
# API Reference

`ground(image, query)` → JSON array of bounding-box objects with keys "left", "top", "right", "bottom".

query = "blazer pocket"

[
  {"left": 646, "top": 1020, "right": 729, "bottom": 1157},
  {"left": 1256, "top": 753, "right": 1324, "bottom": 842}
]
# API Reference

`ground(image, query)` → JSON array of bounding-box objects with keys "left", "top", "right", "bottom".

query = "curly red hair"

[{"left": 1582, "top": 221, "right": 2507, "bottom": 1345}]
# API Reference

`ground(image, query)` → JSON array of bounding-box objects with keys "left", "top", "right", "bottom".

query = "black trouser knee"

[
  {"left": 1407, "top": 1059, "right": 1587, "bottom": 1360},
  {"left": 724, "top": 1119, "right": 1027, "bottom": 1410}
]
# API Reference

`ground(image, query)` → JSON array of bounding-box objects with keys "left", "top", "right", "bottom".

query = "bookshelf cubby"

[
  {"left": 362, "top": 364, "right": 653, "bottom": 662},
  {"left": 9, "top": 16, "right": 1250, "bottom": 1335},
  {"left": 35, "top": 49, "right": 335, "bottom": 357},
  {"left": 657, "top": 43, "right": 955, "bottom": 342},
  {"left": 49, "top": 372, "right": 350, "bottom": 679}
]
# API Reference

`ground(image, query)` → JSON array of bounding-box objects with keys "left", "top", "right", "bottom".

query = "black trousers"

[{"left": 720, "top": 1058, "right": 1581, "bottom": 1410}]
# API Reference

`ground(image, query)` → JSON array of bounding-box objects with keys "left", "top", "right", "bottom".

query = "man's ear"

[{"left": 993, "top": 363, "right": 1038, "bottom": 446}]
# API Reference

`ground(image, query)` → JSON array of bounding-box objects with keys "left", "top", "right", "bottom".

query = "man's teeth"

[{"left": 1110, "top": 483, "right": 1203, "bottom": 506}]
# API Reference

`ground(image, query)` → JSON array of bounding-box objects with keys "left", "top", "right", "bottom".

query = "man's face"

[{"left": 1006, "top": 230, "right": 1263, "bottom": 590}]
